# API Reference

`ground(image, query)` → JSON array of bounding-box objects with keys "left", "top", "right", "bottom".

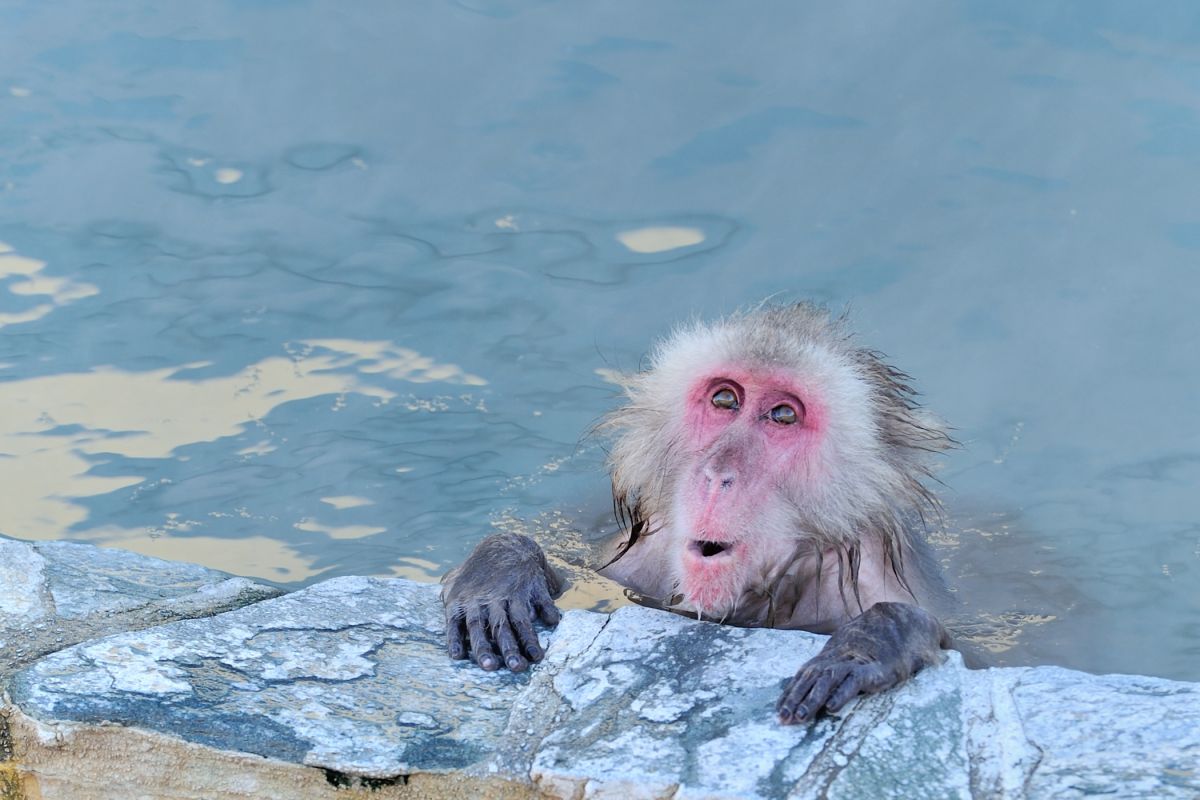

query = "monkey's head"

[{"left": 603, "top": 303, "right": 950, "bottom": 617}]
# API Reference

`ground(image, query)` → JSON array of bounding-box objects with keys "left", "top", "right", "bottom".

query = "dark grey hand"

[
  {"left": 777, "top": 601, "right": 948, "bottom": 724},
  {"left": 441, "top": 532, "right": 562, "bottom": 672}
]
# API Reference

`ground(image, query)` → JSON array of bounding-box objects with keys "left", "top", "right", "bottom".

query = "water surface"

[{"left": 1, "top": 2, "right": 1198, "bottom": 681}]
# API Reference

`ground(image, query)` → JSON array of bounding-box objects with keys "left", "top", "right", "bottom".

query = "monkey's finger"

[
  {"left": 535, "top": 600, "right": 561, "bottom": 626},
  {"left": 465, "top": 608, "right": 500, "bottom": 671},
  {"left": 776, "top": 668, "right": 819, "bottom": 721},
  {"left": 445, "top": 612, "right": 468, "bottom": 660},
  {"left": 490, "top": 614, "right": 529, "bottom": 673},
  {"left": 508, "top": 603, "right": 545, "bottom": 662},
  {"left": 530, "top": 582, "right": 561, "bottom": 626},
  {"left": 794, "top": 665, "right": 852, "bottom": 722},
  {"left": 830, "top": 662, "right": 892, "bottom": 711},
  {"left": 492, "top": 623, "right": 525, "bottom": 671},
  {"left": 824, "top": 667, "right": 876, "bottom": 713}
]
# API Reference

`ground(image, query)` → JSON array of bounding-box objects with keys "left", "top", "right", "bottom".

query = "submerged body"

[
  {"left": 442, "top": 303, "right": 953, "bottom": 723},
  {"left": 600, "top": 526, "right": 936, "bottom": 634}
]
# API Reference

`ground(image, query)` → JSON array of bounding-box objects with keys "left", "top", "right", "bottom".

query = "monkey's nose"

[{"left": 703, "top": 465, "right": 736, "bottom": 489}]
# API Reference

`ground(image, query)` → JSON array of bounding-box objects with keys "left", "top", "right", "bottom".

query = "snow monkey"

[{"left": 442, "top": 303, "right": 954, "bottom": 724}]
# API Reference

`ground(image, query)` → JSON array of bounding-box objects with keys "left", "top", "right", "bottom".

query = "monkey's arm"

[
  {"left": 776, "top": 601, "right": 950, "bottom": 724},
  {"left": 441, "top": 532, "right": 563, "bottom": 672}
]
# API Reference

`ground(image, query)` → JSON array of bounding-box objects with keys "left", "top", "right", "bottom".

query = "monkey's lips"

[
  {"left": 689, "top": 539, "right": 735, "bottom": 559},
  {"left": 681, "top": 539, "right": 743, "bottom": 614},
  {"left": 683, "top": 538, "right": 740, "bottom": 577}
]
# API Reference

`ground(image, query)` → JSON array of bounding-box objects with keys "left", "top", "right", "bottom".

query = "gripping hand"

[
  {"left": 777, "top": 602, "right": 948, "bottom": 724},
  {"left": 441, "top": 533, "right": 562, "bottom": 672}
]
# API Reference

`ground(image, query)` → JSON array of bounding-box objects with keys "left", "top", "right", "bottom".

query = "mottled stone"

[
  {"left": 1013, "top": 668, "right": 1200, "bottom": 798},
  {"left": 530, "top": 607, "right": 831, "bottom": 798},
  {"left": 0, "top": 536, "right": 281, "bottom": 679},
  {"left": 6, "top": 574, "right": 1200, "bottom": 799},
  {"left": 529, "top": 606, "right": 975, "bottom": 800},
  {"left": 0, "top": 541, "right": 49, "bottom": 626},
  {"left": 9, "top": 578, "right": 534, "bottom": 779}
]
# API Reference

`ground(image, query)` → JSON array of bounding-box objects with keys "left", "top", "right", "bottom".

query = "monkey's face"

[
  {"left": 604, "top": 306, "right": 949, "bottom": 619},
  {"left": 670, "top": 367, "right": 823, "bottom": 615}
]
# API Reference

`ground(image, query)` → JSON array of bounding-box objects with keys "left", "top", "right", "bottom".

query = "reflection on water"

[
  {"left": 0, "top": 303, "right": 486, "bottom": 558},
  {"left": 0, "top": 244, "right": 98, "bottom": 327},
  {"left": 616, "top": 226, "right": 707, "bottom": 254},
  {"left": 1, "top": 1, "right": 1198, "bottom": 682}
]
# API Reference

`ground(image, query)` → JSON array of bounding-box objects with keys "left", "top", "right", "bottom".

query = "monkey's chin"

[{"left": 680, "top": 543, "right": 743, "bottom": 616}]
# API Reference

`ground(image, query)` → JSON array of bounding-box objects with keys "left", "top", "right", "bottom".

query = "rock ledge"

[{"left": 4, "top": 575, "right": 1198, "bottom": 799}]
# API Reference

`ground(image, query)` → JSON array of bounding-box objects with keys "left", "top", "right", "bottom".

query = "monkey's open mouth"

[{"left": 691, "top": 540, "right": 732, "bottom": 559}]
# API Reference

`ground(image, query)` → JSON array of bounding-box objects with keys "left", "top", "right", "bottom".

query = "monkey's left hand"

[{"left": 776, "top": 601, "right": 948, "bottom": 724}]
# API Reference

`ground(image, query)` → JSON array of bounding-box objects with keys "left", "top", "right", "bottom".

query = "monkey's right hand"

[{"left": 440, "top": 532, "right": 563, "bottom": 673}]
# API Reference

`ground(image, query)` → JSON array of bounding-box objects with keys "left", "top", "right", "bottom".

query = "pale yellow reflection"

[
  {"left": 85, "top": 528, "right": 319, "bottom": 583},
  {"left": 0, "top": 337, "right": 486, "bottom": 541},
  {"left": 389, "top": 556, "right": 441, "bottom": 582},
  {"left": 320, "top": 496, "right": 374, "bottom": 510},
  {"left": 0, "top": 242, "right": 98, "bottom": 329},
  {"left": 616, "top": 226, "right": 705, "bottom": 254},
  {"left": 58, "top": 532, "right": 447, "bottom": 585},
  {"left": 294, "top": 518, "right": 386, "bottom": 540},
  {"left": 951, "top": 611, "right": 1057, "bottom": 654},
  {"left": 10, "top": 275, "right": 97, "bottom": 302},
  {"left": 557, "top": 571, "right": 631, "bottom": 615},
  {"left": 0, "top": 303, "right": 55, "bottom": 327}
]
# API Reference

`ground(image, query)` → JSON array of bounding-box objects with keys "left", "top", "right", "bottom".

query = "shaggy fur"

[{"left": 599, "top": 302, "right": 952, "bottom": 623}]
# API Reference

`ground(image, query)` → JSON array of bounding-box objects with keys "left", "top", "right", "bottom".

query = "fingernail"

[{"left": 507, "top": 656, "right": 525, "bottom": 671}]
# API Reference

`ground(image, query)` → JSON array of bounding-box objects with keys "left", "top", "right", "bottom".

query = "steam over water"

[{"left": 1, "top": 2, "right": 1197, "bottom": 681}]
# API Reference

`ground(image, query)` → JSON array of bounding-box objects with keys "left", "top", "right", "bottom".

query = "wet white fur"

[{"left": 599, "top": 303, "right": 950, "bottom": 625}]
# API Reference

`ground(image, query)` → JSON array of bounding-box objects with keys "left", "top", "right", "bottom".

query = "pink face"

[{"left": 673, "top": 366, "right": 825, "bottom": 613}]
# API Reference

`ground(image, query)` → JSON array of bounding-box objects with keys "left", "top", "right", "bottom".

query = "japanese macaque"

[{"left": 442, "top": 303, "right": 954, "bottom": 724}]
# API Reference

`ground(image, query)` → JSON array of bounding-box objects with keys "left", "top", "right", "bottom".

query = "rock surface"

[
  {"left": 0, "top": 537, "right": 281, "bottom": 681},
  {"left": 5, "top": 575, "right": 1198, "bottom": 799}
]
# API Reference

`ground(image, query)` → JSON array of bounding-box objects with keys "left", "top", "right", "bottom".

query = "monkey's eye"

[
  {"left": 711, "top": 388, "right": 739, "bottom": 410},
  {"left": 769, "top": 404, "right": 799, "bottom": 425}
]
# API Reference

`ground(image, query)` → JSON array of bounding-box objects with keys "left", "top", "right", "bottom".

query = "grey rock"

[
  {"left": 1011, "top": 668, "right": 1200, "bottom": 798},
  {"left": 529, "top": 606, "right": 975, "bottom": 800},
  {"left": 6, "top": 575, "right": 1200, "bottom": 799},
  {"left": 9, "top": 577, "right": 530, "bottom": 779},
  {"left": 0, "top": 536, "right": 281, "bottom": 679}
]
